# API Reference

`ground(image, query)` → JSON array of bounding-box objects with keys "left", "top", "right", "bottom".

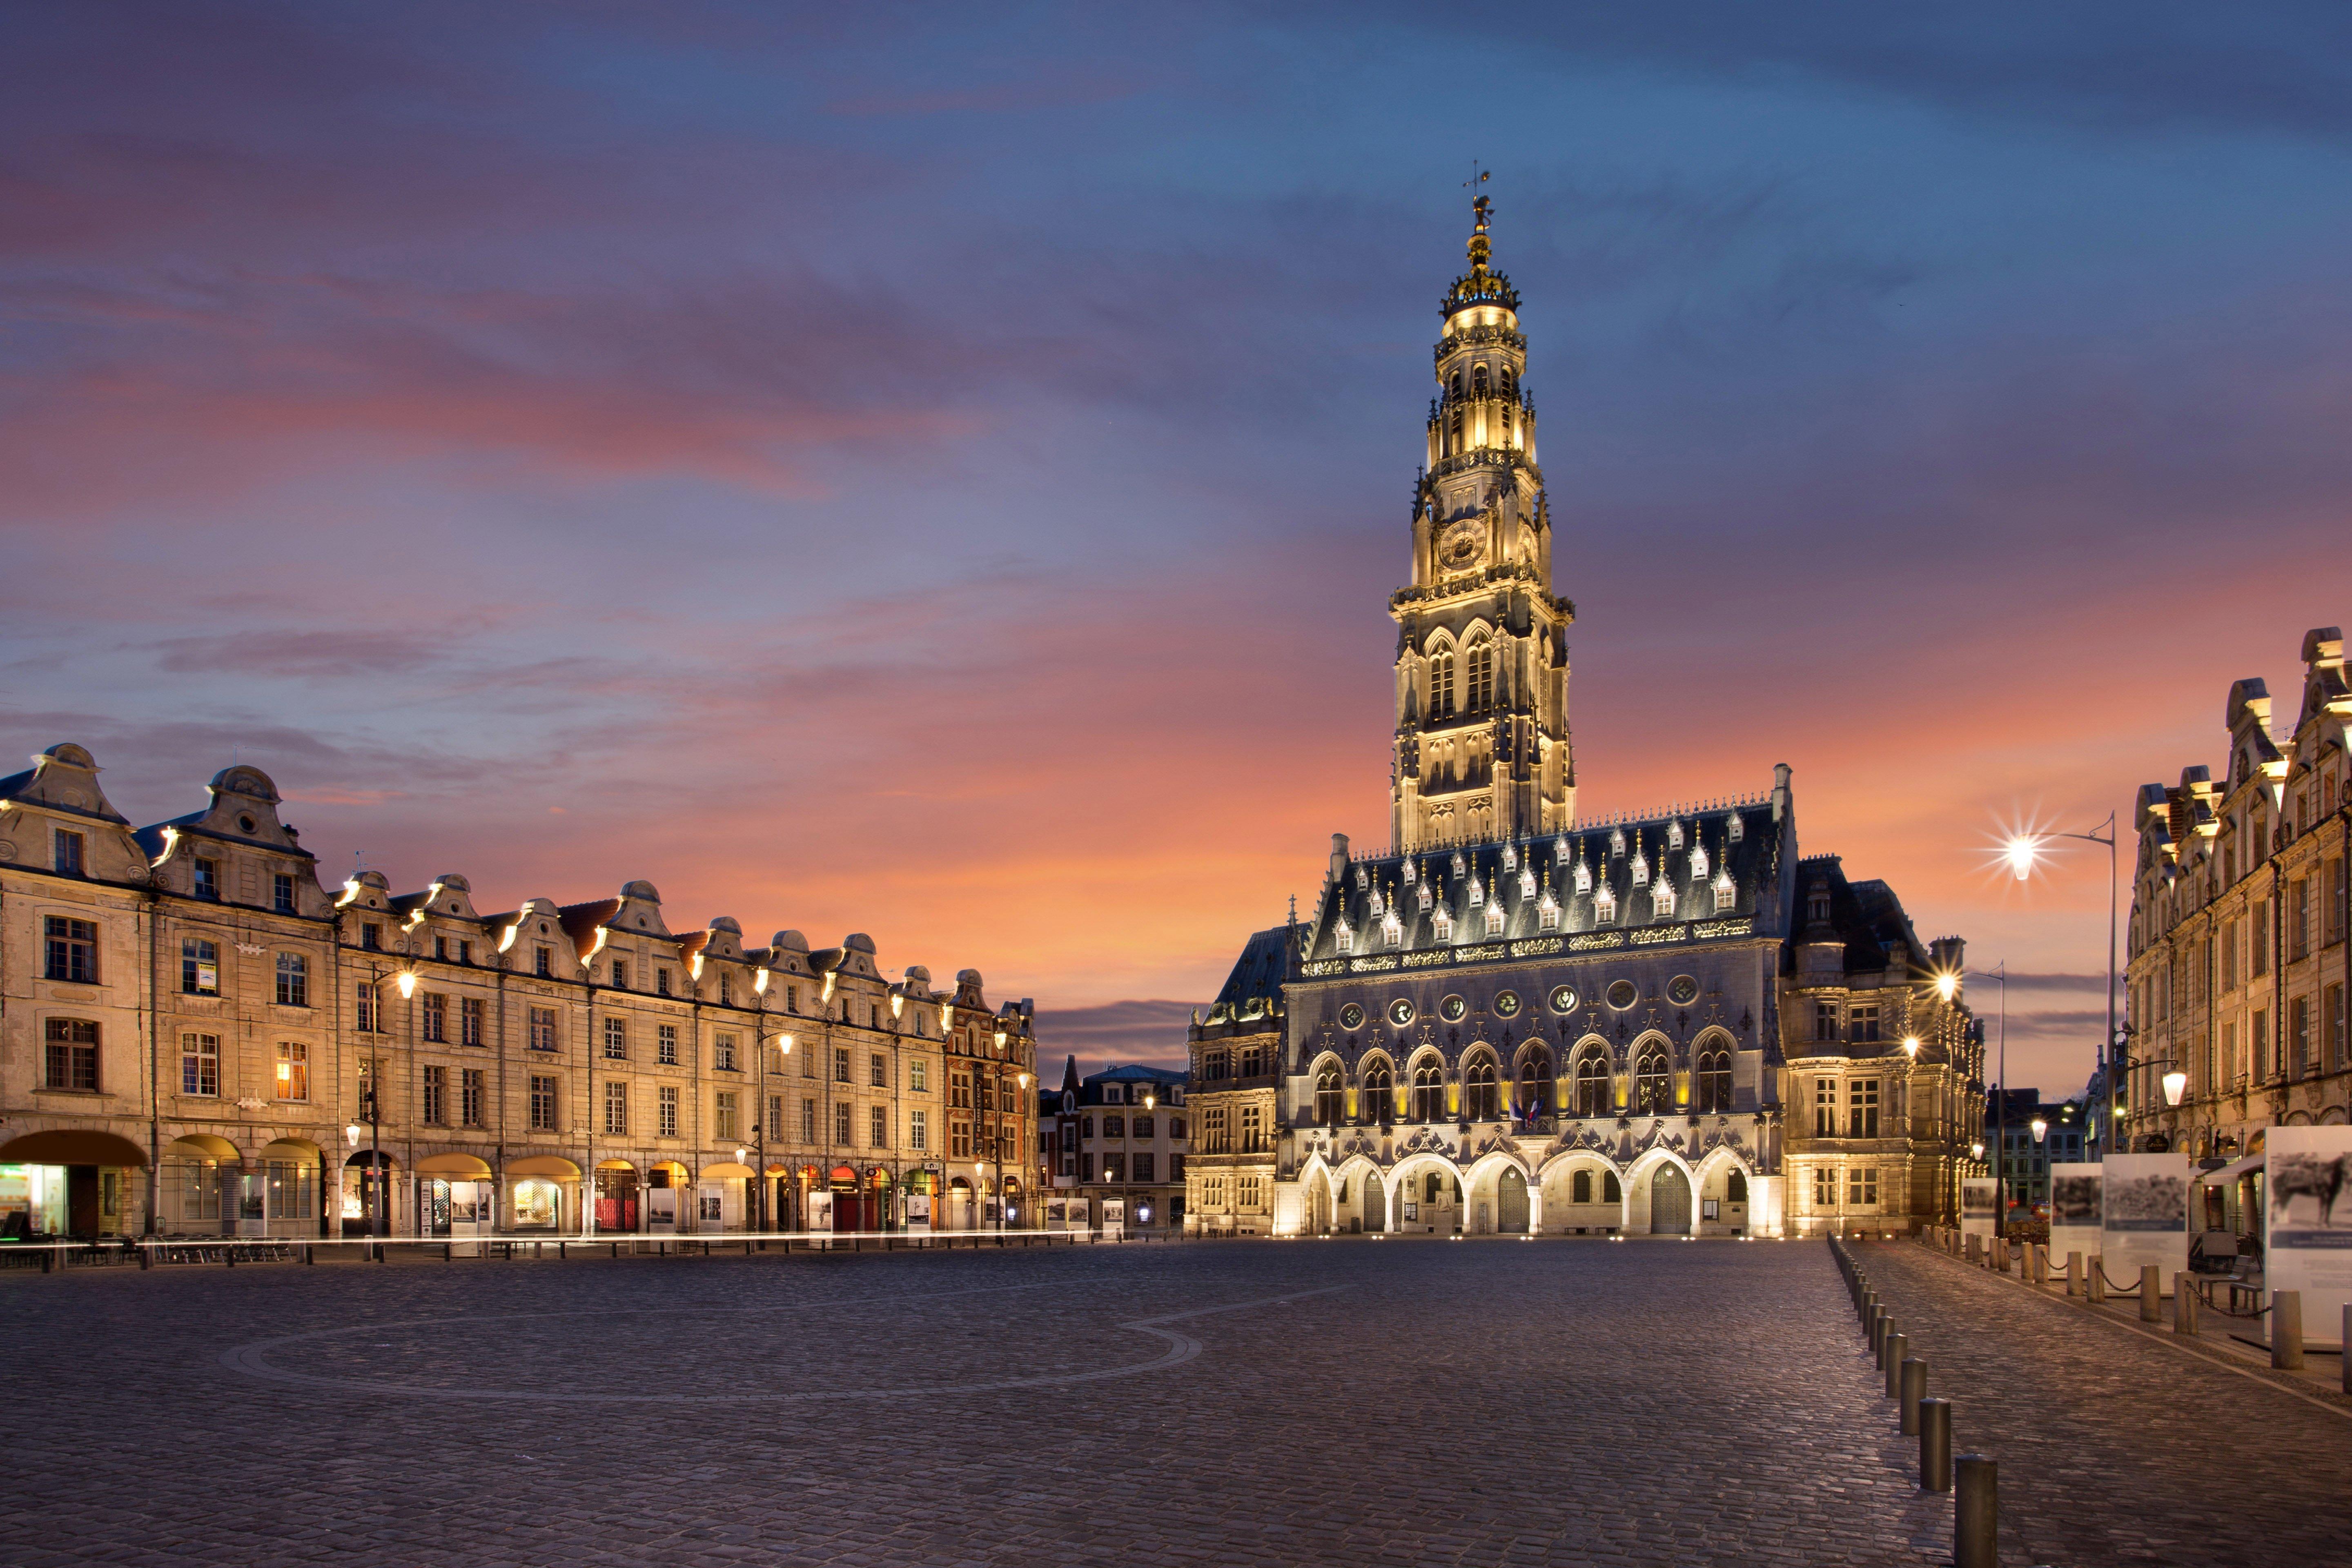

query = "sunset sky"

[{"left": 5, "top": 6, "right": 2349, "bottom": 1092}]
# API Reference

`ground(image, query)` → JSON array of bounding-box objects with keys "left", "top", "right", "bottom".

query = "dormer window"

[
  {"left": 361, "top": 922, "right": 381, "bottom": 951},
  {"left": 1609, "top": 827, "right": 1626, "bottom": 858},
  {"left": 274, "top": 873, "right": 296, "bottom": 914},
  {"left": 1630, "top": 848, "right": 1649, "bottom": 887},
  {"left": 1668, "top": 819, "right": 1685, "bottom": 851},
  {"left": 1433, "top": 907, "right": 1454, "bottom": 941},
  {"left": 611, "top": 960, "right": 629, "bottom": 990},
  {"left": 1336, "top": 918, "right": 1356, "bottom": 953},
  {"left": 53, "top": 829, "right": 84, "bottom": 877},
  {"left": 1382, "top": 911, "right": 1403, "bottom": 949},
  {"left": 1728, "top": 813, "right": 1744, "bottom": 843},
  {"left": 1713, "top": 869, "right": 1737, "bottom": 913},
  {"left": 1574, "top": 858, "right": 1593, "bottom": 895},
  {"left": 657, "top": 967, "right": 672, "bottom": 997},
  {"left": 1690, "top": 843, "right": 1710, "bottom": 882},
  {"left": 1653, "top": 879, "right": 1677, "bottom": 919},
  {"left": 1451, "top": 851, "right": 1466, "bottom": 879},
  {"left": 535, "top": 945, "right": 552, "bottom": 978},
  {"left": 1537, "top": 893, "right": 1560, "bottom": 932},
  {"left": 193, "top": 857, "right": 221, "bottom": 901},
  {"left": 1596, "top": 886, "right": 1618, "bottom": 924},
  {"left": 1808, "top": 887, "right": 1831, "bottom": 924},
  {"left": 1417, "top": 882, "right": 1433, "bottom": 913},
  {"left": 1469, "top": 875, "right": 1486, "bottom": 908},
  {"left": 1518, "top": 866, "right": 1536, "bottom": 902},
  {"left": 1484, "top": 901, "right": 1506, "bottom": 937},
  {"left": 1402, "top": 857, "right": 1417, "bottom": 885},
  {"left": 1503, "top": 841, "right": 1518, "bottom": 872}
]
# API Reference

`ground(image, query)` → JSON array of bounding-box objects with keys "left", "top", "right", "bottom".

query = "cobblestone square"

[
  {"left": 6, "top": 1238, "right": 1954, "bottom": 1568},
  {"left": 20, "top": 1236, "right": 2343, "bottom": 1567}
]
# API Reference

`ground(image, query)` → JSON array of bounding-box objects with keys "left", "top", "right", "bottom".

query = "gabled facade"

[
  {"left": 0, "top": 746, "right": 1036, "bottom": 1240},
  {"left": 2124, "top": 628, "right": 2350, "bottom": 1226}
]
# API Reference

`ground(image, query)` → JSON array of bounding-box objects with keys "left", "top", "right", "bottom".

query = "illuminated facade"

[
  {"left": 0, "top": 746, "right": 1036, "bottom": 1238},
  {"left": 2122, "top": 628, "right": 2350, "bottom": 1222},
  {"left": 1185, "top": 197, "right": 1976, "bottom": 1238}
]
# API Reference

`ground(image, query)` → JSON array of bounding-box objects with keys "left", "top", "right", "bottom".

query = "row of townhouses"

[{"left": 0, "top": 744, "right": 1037, "bottom": 1240}]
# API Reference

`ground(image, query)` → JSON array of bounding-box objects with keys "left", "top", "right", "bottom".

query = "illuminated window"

[
  {"left": 1695, "top": 1051, "right": 1732, "bottom": 1114},
  {"left": 1430, "top": 649, "right": 1455, "bottom": 718},
  {"left": 1848, "top": 1079, "right": 1880, "bottom": 1138},
  {"left": 1814, "top": 1077, "right": 1836, "bottom": 1136},
  {"left": 1463, "top": 1057, "right": 1499, "bottom": 1120},
  {"left": 1314, "top": 1068, "right": 1341, "bottom": 1126},
  {"left": 1632, "top": 1049, "right": 1670, "bottom": 1116},
  {"left": 1360, "top": 1062, "right": 1392, "bottom": 1123},
  {"left": 180, "top": 1031, "right": 219, "bottom": 1096},
  {"left": 1410, "top": 1064, "right": 1444, "bottom": 1123},
  {"left": 275, "top": 1040, "right": 308, "bottom": 1102},
  {"left": 1573, "top": 1054, "right": 1609, "bottom": 1117}
]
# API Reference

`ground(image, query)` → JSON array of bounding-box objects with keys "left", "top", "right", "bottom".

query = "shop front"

[
  {"left": 417, "top": 1153, "right": 494, "bottom": 1252},
  {"left": 504, "top": 1154, "right": 579, "bottom": 1234},
  {"left": 160, "top": 1133, "right": 241, "bottom": 1235},
  {"left": 342, "top": 1149, "right": 396, "bottom": 1236},
  {"left": 594, "top": 1159, "right": 639, "bottom": 1233},
  {"left": 249, "top": 1139, "right": 324, "bottom": 1238},
  {"left": 0, "top": 1129, "right": 148, "bottom": 1239}
]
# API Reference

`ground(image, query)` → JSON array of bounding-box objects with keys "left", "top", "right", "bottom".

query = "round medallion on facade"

[
  {"left": 1667, "top": 975, "right": 1699, "bottom": 1006},
  {"left": 1339, "top": 1003, "right": 1365, "bottom": 1031},
  {"left": 238, "top": 814, "right": 258, "bottom": 834},
  {"left": 1388, "top": 998, "right": 1415, "bottom": 1027},
  {"left": 1548, "top": 984, "right": 1577, "bottom": 1013},
  {"left": 1440, "top": 994, "right": 1467, "bottom": 1022},
  {"left": 1493, "top": 989, "right": 1521, "bottom": 1018},
  {"left": 1605, "top": 979, "right": 1638, "bottom": 1010}
]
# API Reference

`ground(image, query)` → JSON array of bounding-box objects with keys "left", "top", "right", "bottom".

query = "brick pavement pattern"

[
  {"left": 1855, "top": 1240, "right": 2352, "bottom": 1568},
  {"left": 7, "top": 1240, "right": 1950, "bottom": 1567}
]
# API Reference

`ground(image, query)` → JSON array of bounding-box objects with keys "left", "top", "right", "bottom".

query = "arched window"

[
  {"left": 1500, "top": 365, "right": 1515, "bottom": 396},
  {"left": 1517, "top": 1047, "right": 1552, "bottom": 1119},
  {"left": 1571, "top": 1169, "right": 1592, "bottom": 1204},
  {"left": 1314, "top": 1066, "right": 1343, "bottom": 1127},
  {"left": 1463, "top": 1057, "right": 1498, "bottom": 1121},
  {"left": 1430, "top": 649, "right": 1455, "bottom": 718},
  {"left": 1695, "top": 1049, "right": 1732, "bottom": 1114},
  {"left": 1466, "top": 640, "right": 1494, "bottom": 712},
  {"left": 1361, "top": 1060, "right": 1394, "bottom": 1123},
  {"left": 1633, "top": 1048, "right": 1672, "bottom": 1116},
  {"left": 1727, "top": 1170, "right": 1748, "bottom": 1203},
  {"left": 1574, "top": 1052, "right": 1610, "bottom": 1118},
  {"left": 1411, "top": 1062, "right": 1445, "bottom": 1123},
  {"left": 1603, "top": 1171, "right": 1622, "bottom": 1203},
  {"left": 1472, "top": 363, "right": 1489, "bottom": 396}
]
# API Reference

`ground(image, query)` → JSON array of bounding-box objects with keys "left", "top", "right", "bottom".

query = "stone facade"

[
  {"left": 1038, "top": 1059, "right": 1187, "bottom": 1232},
  {"left": 2123, "top": 627, "right": 2351, "bottom": 1225},
  {"left": 1183, "top": 198, "right": 1978, "bottom": 1239},
  {"left": 0, "top": 745, "right": 1036, "bottom": 1238}
]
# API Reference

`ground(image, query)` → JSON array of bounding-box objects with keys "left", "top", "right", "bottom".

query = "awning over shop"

[
  {"left": 2197, "top": 1153, "right": 2263, "bottom": 1186},
  {"left": 0, "top": 1129, "right": 149, "bottom": 1167}
]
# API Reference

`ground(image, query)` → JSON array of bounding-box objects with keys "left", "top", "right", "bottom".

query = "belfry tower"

[{"left": 1390, "top": 190, "right": 1575, "bottom": 852}]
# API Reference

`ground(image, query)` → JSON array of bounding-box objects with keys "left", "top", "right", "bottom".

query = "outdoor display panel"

[
  {"left": 1960, "top": 1177, "right": 1997, "bottom": 1240},
  {"left": 2264, "top": 1125, "right": 2352, "bottom": 1353},
  {"left": 2099, "top": 1152, "right": 2189, "bottom": 1292},
  {"left": 1100, "top": 1197, "right": 1125, "bottom": 1240},
  {"left": 2050, "top": 1163, "right": 2102, "bottom": 1267}
]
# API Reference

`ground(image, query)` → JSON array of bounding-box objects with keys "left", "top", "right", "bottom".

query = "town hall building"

[{"left": 1183, "top": 195, "right": 1983, "bottom": 1239}]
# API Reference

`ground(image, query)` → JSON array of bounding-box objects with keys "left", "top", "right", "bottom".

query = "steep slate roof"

[
  {"left": 1215, "top": 925, "right": 1298, "bottom": 1007},
  {"left": 1307, "top": 799, "right": 1783, "bottom": 966}
]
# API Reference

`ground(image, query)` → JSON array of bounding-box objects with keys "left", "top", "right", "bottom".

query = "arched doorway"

[
  {"left": 1498, "top": 1166, "right": 1529, "bottom": 1233},
  {"left": 1650, "top": 1164, "right": 1692, "bottom": 1235},
  {"left": 593, "top": 1159, "right": 639, "bottom": 1233},
  {"left": 830, "top": 1165, "right": 863, "bottom": 1232},
  {"left": 1361, "top": 1171, "right": 1386, "bottom": 1232}
]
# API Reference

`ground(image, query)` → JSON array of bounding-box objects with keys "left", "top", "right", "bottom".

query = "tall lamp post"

[
  {"left": 353, "top": 962, "right": 414, "bottom": 1237},
  {"left": 2004, "top": 813, "right": 2120, "bottom": 1156},
  {"left": 2029, "top": 1114, "right": 2049, "bottom": 1233}
]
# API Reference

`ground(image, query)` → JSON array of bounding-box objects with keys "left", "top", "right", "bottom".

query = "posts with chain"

[
  {"left": 2066, "top": 1250, "right": 2081, "bottom": 1296},
  {"left": 2174, "top": 1273, "right": 2198, "bottom": 1335},
  {"left": 2140, "top": 1263, "right": 2163, "bottom": 1323}
]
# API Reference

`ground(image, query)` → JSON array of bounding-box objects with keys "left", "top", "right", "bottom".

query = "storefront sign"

[
  {"left": 2265, "top": 1126, "right": 2352, "bottom": 1353},
  {"left": 2100, "top": 1152, "right": 2189, "bottom": 1291}
]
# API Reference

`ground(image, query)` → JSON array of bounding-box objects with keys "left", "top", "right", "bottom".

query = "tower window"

[
  {"left": 1472, "top": 364, "right": 1489, "bottom": 395},
  {"left": 1466, "top": 642, "right": 1493, "bottom": 711},
  {"left": 1430, "top": 650, "right": 1455, "bottom": 718}
]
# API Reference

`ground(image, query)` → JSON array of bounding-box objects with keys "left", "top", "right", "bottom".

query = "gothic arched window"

[
  {"left": 1517, "top": 1047, "right": 1551, "bottom": 1119},
  {"left": 1696, "top": 1049, "right": 1732, "bottom": 1114},
  {"left": 1463, "top": 1056, "right": 1498, "bottom": 1121},
  {"left": 1572, "top": 1169, "right": 1592, "bottom": 1204},
  {"left": 1411, "top": 1062, "right": 1445, "bottom": 1123},
  {"left": 1633, "top": 1048, "right": 1673, "bottom": 1116},
  {"left": 1314, "top": 1066, "right": 1343, "bottom": 1126},
  {"left": 1472, "top": 363, "right": 1489, "bottom": 396},
  {"left": 1574, "top": 1052, "right": 1610, "bottom": 1118},
  {"left": 1361, "top": 1060, "right": 1394, "bottom": 1123},
  {"left": 1430, "top": 650, "right": 1455, "bottom": 719},
  {"left": 1466, "top": 640, "right": 1494, "bottom": 712}
]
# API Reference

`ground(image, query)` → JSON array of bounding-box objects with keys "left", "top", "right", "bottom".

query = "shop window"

[
  {"left": 44, "top": 917, "right": 98, "bottom": 984},
  {"left": 44, "top": 1018, "right": 98, "bottom": 1090},
  {"left": 181, "top": 1031, "right": 219, "bottom": 1096},
  {"left": 513, "top": 1178, "right": 560, "bottom": 1230},
  {"left": 276, "top": 1040, "right": 308, "bottom": 1101},
  {"left": 182, "top": 938, "right": 219, "bottom": 996}
]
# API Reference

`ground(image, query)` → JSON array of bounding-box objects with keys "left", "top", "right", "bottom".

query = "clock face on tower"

[{"left": 1436, "top": 518, "right": 1485, "bottom": 571}]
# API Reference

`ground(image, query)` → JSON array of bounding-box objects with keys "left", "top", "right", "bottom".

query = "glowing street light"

[
  {"left": 2163, "top": 1070, "right": 2188, "bottom": 1107},
  {"left": 1902, "top": 1036, "right": 1921, "bottom": 1059},
  {"left": 1935, "top": 971, "right": 1960, "bottom": 1002},
  {"left": 2003, "top": 833, "right": 2044, "bottom": 882}
]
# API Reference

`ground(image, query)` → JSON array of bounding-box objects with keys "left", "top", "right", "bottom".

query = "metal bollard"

[
  {"left": 2174, "top": 1274, "right": 2198, "bottom": 1335},
  {"left": 1955, "top": 1455, "right": 1998, "bottom": 1568},
  {"left": 1884, "top": 1332, "right": 1907, "bottom": 1396},
  {"left": 2087, "top": 1257, "right": 2105, "bottom": 1303},
  {"left": 2273, "top": 1289, "right": 2305, "bottom": 1370},
  {"left": 2343, "top": 1305, "right": 2352, "bottom": 1397},
  {"left": 2141, "top": 1263, "right": 2163, "bottom": 1323},
  {"left": 2033, "top": 1243, "right": 2047, "bottom": 1285},
  {"left": 2066, "top": 1250, "right": 2082, "bottom": 1296},
  {"left": 1900, "top": 1357, "right": 1927, "bottom": 1434},
  {"left": 1869, "top": 1304, "right": 1886, "bottom": 1356},
  {"left": 1918, "top": 1398, "right": 1952, "bottom": 1492}
]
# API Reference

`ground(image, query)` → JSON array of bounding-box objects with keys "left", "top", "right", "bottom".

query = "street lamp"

[
  {"left": 2163, "top": 1068, "right": 2188, "bottom": 1107},
  {"left": 2030, "top": 1115, "right": 2049, "bottom": 1227},
  {"left": 2001, "top": 814, "right": 2121, "bottom": 1159}
]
